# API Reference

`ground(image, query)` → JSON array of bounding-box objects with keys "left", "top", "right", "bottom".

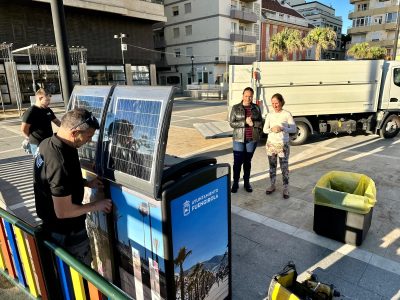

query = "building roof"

[{"left": 262, "top": 0, "right": 304, "bottom": 19}]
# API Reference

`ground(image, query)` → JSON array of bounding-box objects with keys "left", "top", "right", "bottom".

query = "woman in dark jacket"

[{"left": 229, "top": 87, "right": 263, "bottom": 193}]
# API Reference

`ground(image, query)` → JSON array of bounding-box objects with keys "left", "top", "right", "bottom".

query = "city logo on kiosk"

[{"left": 183, "top": 200, "right": 191, "bottom": 217}]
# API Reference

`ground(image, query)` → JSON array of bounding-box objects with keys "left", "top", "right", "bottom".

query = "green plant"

[{"left": 304, "top": 27, "right": 337, "bottom": 60}]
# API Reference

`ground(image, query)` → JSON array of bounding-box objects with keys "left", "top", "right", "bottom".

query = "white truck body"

[{"left": 228, "top": 60, "right": 400, "bottom": 144}]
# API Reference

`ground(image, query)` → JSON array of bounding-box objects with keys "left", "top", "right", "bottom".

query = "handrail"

[
  {"left": 44, "top": 241, "right": 133, "bottom": 300},
  {"left": 0, "top": 207, "right": 133, "bottom": 299}
]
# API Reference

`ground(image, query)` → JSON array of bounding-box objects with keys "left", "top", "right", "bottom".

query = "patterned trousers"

[{"left": 267, "top": 143, "right": 290, "bottom": 187}]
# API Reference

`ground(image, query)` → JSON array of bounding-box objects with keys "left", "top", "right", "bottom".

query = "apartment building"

[
  {"left": 288, "top": 0, "right": 344, "bottom": 59},
  {"left": 161, "top": 0, "right": 261, "bottom": 88},
  {"left": 0, "top": 0, "right": 166, "bottom": 104},
  {"left": 261, "top": 0, "right": 312, "bottom": 61},
  {"left": 348, "top": 0, "right": 399, "bottom": 59}
]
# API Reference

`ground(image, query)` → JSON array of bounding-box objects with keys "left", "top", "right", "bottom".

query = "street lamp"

[
  {"left": 114, "top": 33, "right": 128, "bottom": 65},
  {"left": 190, "top": 55, "right": 194, "bottom": 83},
  {"left": 392, "top": 1, "right": 400, "bottom": 60}
]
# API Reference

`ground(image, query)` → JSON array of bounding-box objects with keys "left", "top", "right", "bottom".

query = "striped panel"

[
  {"left": 26, "top": 235, "right": 47, "bottom": 300},
  {"left": 14, "top": 227, "right": 39, "bottom": 297},
  {"left": 56, "top": 257, "right": 73, "bottom": 300},
  {"left": 0, "top": 219, "right": 16, "bottom": 278},
  {"left": 70, "top": 266, "right": 86, "bottom": 300},
  {"left": 87, "top": 281, "right": 102, "bottom": 300},
  {"left": 3, "top": 221, "right": 26, "bottom": 286},
  {"left": 0, "top": 244, "right": 5, "bottom": 270}
]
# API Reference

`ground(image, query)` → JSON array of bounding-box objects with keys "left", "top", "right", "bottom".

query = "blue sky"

[{"left": 316, "top": 0, "right": 353, "bottom": 33}]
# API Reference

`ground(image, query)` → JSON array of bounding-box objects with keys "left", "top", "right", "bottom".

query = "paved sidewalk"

[{"left": 1, "top": 103, "right": 400, "bottom": 299}]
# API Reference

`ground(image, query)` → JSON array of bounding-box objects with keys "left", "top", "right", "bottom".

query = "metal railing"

[{"left": 0, "top": 208, "right": 132, "bottom": 299}]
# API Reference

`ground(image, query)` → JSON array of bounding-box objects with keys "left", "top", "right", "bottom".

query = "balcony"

[
  {"left": 230, "top": 7, "right": 258, "bottom": 23},
  {"left": 369, "top": 39, "right": 395, "bottom": 47},
  {"left": 230, "top": 30, "right": 257, "bottom": 44},
  {"left": 348, "top": 21, "right": 397, "bottom": 34}
]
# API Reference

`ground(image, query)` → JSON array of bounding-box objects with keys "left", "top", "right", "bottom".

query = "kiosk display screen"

[
  {"left": 105, "top": 98, "right": 162, "bottom": 181},
  {"left": 170, "top": 176, "right": 230, "bottom": 300},
  {"left": 70, "top": 94, "right": 107, "bottom": 162}
]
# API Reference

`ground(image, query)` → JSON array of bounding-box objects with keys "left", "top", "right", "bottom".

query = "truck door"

[{"left": 388, "top": 67, "right": 400, "bottom": 110}]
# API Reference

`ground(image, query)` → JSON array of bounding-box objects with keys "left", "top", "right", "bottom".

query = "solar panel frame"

[
  {"left": 101, "top": 86, "right": 174, "bottom": 198},
  {"left": 68, "top": 85, "right": 113, "bottom": 172}
]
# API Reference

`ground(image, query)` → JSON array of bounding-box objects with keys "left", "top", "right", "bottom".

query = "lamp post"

[
  {"left": 190, "top": 55, "right": 194, "bottom": 83},
  {"left": 114, "top": 33, "right": 128, "bottom": 65}
]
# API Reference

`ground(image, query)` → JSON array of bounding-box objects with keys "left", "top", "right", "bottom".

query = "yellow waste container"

[{"left": 313, "top": 171, "right": 376, "bottom": 246}]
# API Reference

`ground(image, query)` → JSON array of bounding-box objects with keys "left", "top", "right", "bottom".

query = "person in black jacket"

[{"left": 229, "top": 87, "right": 263, "bottom": 193}]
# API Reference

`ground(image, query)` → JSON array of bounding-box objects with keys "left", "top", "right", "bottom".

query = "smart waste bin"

[
  {"left": 313, "top": 171, "right": 376, "bottom": 246},
  {"left": 67, "top": 85, "right": 231, "bottom": 300}
]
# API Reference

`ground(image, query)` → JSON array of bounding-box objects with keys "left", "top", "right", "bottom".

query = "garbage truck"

[{"left": 229, "top": 60, "right": 400, "bottom": 145}]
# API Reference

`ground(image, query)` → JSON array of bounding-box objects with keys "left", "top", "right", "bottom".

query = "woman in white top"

[{"left": 263, "top": 93, "right": 296, "bottom": 199}]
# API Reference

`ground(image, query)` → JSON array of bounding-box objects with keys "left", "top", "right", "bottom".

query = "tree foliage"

[
  {"left": 347, "top": 43, "right": 387, "bottom": 59},
  {"left": 269, "top": 28, "right": 303, "bottom": 61},
  {"left": 303, "top": 27, "right": 337, "bottom": 60}
]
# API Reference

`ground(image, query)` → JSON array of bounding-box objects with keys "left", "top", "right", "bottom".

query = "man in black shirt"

[
  {"left": 21, "top": 88, "right": 61, "bottom": 155},
  {"left": 34, "top": 108, "right": 112, "bottom": 265}
]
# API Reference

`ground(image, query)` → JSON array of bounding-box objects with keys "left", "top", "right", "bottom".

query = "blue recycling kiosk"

[{"left": 67, "top": 85, "right": 231, "bottom": 300}]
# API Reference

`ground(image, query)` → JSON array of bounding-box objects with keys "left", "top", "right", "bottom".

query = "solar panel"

[
  {"left": 72, "top": 95, "right": 106, "bottom": 161},
  {"left": 105, "top": 98, "right": 162, "bottom": 181}
]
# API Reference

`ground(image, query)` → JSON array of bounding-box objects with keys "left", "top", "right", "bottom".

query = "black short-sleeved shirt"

[
  {"left": 22, "top": 106, "right": 56, "bottom": 145},
  {"left": 34, "top": 135, "right": 86, "bottom": 234}
]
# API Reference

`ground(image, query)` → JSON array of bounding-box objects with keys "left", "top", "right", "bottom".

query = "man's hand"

[
  {"left": 246, "top": 117, "right": 253, "bottom": 127},
  {"left": 86, "top": 177, "right": 104, "bottom": 189},
  {"left": 95, "top": 199, "right": 113, "bottom": 213}
]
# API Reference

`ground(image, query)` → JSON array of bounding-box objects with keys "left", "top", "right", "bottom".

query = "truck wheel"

[
  {"left": 379, "top": 115, "right": 400, "bottom": 139},
  {"left": 290, "top": 122, "right": 310, "bottom": 146}
]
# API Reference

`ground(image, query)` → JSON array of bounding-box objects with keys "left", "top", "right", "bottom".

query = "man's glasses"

[{"left": 70, "top": 113, "right": 100, "bottom": 131}]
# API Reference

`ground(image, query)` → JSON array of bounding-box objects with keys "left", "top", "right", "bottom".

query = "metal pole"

[
  {"left": 50, "top": 0, "right": 73, "bottom": 107},
  {"left": 120, "top": 36, "right": 125, "bottom": 65},
  {"left": 392, "top": 1, "right": 400, "bottom": 60},
  {"left": 27, "top": 48, "right": 36, "bottom": 93},
  {"left": 191, "top": 56, "right": 194, "bottom": 83}
]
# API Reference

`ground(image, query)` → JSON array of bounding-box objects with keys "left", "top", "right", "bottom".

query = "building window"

[
  {"left": 186, "top": 47, "right": 193, "bottom": 56},
  {"left": 172, "top": 6, "right": 179, "bottom": 16},
  {"left": 253, "top": 24, "right": 259, "bottom": 36},
  {"left": 173, "top": 27, "right": 180, "bottom": 38},
  {"left": 386, "top": 12, "right": 398, "bottom": 23},
  {"left": 175, "top": 49, "right": 181, "bottom": 57},
  {"left": 357, "top": 3, "right": 368, "bottom": 11},
  {"left": 374, "top": 16, "right": 382, "bottom": 24},
  {"left": 184, "top": 3, "right": 191, "bottom": 14},
  {"left": 185, "top": 25, "right": 192, "bottom": 36}
]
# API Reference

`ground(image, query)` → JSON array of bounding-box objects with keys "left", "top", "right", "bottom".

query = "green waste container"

[{"left": 312, "top": 171, "right": 376, "bottom": 246}]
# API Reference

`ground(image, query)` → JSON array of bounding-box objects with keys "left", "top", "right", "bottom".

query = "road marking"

[
  {"left": 232, "top": 205, "right": 400, "bottom": 277},
  {"left": 0, "top": 135, "right": 21, "bottom": 140},
  {"left": 181, "top": 140, "right": 232, "bottom": 158},
  {"left": 8, "top": 200, "right": 35, "bottom": 211},
  {"left": 0, "top": 148, "right": 22, "bottom": 154}
]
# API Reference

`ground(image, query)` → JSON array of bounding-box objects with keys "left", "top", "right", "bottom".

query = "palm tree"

[
  {"left": 304, "top": 27, "right": 337, "bottom": 60},
  {"left": 174, "top": 247, "right": 192, "bottom": 299},
  {"left": 347, "top": 43, "right": 387, "bottom": 59},
  {"left": 269, "top": 28, "right": 303, "bottom": 61},
  {"left": 368, "top": 46, "right": 387, "bottom": 59},
  {"left": 347, "top": 42, "right": 370, "bottom": 59}
]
